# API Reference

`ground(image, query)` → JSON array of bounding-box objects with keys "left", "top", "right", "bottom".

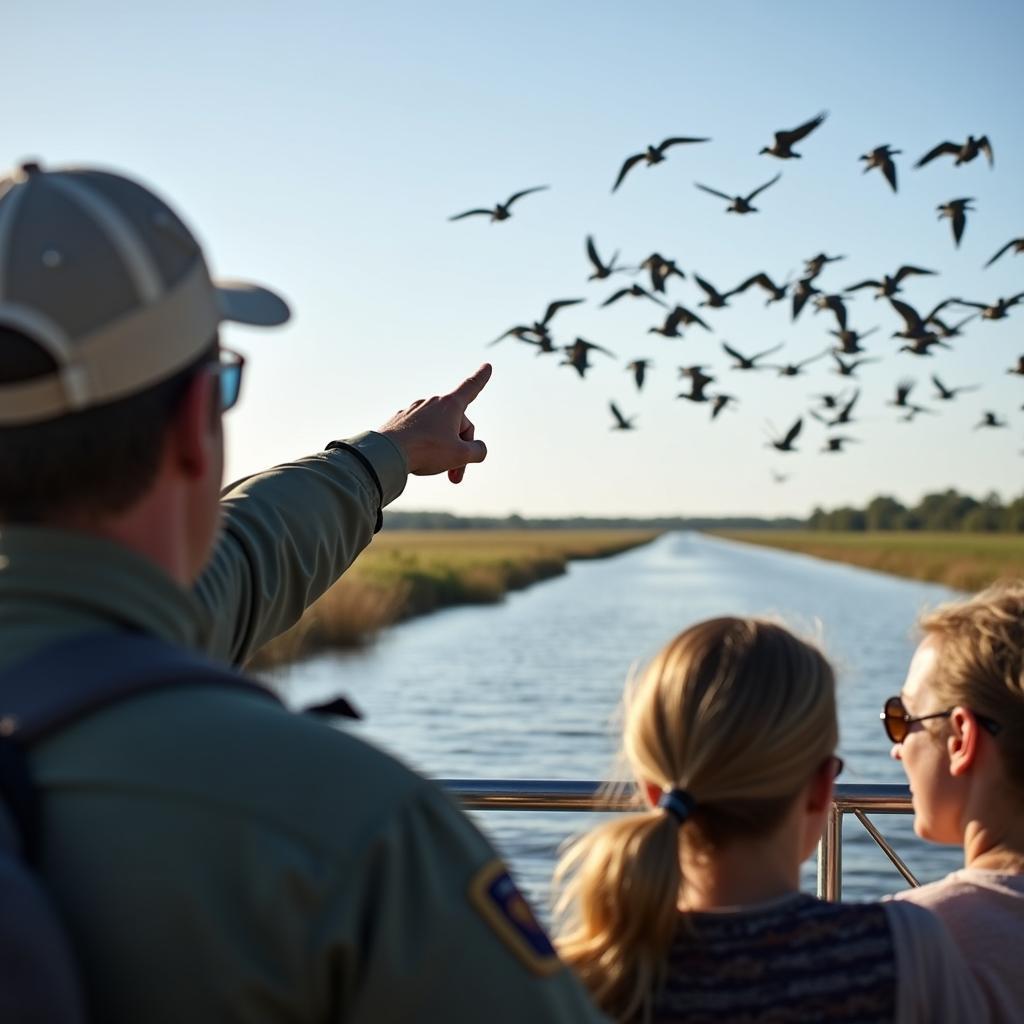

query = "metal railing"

[{"left": 441, "top": 779, "right": 915, "bottom": 902}]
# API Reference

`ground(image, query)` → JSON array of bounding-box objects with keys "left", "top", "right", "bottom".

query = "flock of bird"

[{"left": 448, "top": 112, "right": 1022, "bottom": 471}]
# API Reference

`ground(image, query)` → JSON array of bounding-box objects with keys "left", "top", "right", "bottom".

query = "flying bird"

[
  {"left": 814, "top": 389, "right": 860, "bottom": 427},
  {"left": 638, "top": 253, "right": 686, "bottom": 293},
  {"left": 937, "top": 198, "right": 974, "bottom": 247},
  {"left": 888, "top": 297, "right": 949, "bottom": 343},
  {"left": 791, "top": 278, "right": 821, "bottom": 320},
  {"left": 649, "top": 304, "right": 711, "bottom": 336},
  {"left": 693, "top": 274, "right": 738, "bottom": 308},
  {"left": 915, "top": 135, "right": 994, "bottom": 169},
  {"left": 927, "top": 313, "right": 976, "bottom": 339},
  {"left": 1007, "top": 356, "right": 1024, "bottom": 377},
  {"left": 561, "top": 337, "right": 615, "bottom": 378},
  {"left": 585, "top": 236, "right": 622, "bottom": 280},
  {"left": 859, "top": 145, "right": 901, "bottom": 192},
  {"left": 626, "top": 359, "right": 652, "bottom": 390},
  {"left": 974, "top": 411, "right": 1007, "bottom": 430},
  {"left": 612, "top": 136, "right": 710, "bottom": 192},
  {"left": 931, "top": 375, "right": 979, "bottom": 401},
  {"left": 609, "top": 402, "right": 636, "bottom": 431},
  {"left": 822, "top": 436, "right": 858, "bottom": 453},
  {"left": 731, "top": 272, "right": 789, "bottom": 305},
  {"left": 813, "top": 293, "right": 850, "bottom": 331},
  {"left": 694, "top": 173, "right": 781, "bottom": 213},
  {"left": 489, "top": 298, "right": 584, "bottom": 347},
  {"left": 767, "top": 418, "right": 803, "bottom": 452},
  {"left": 803, "top": 253, "right": 845, "bottom": 280},
  {"left": 844, "top": 265, "right": 937, "bottom": 299},
  {"left": 760, "top": 111, "right": 827, "bottom": 159},
  {"left": 830, "top": 327, "right": 878, "bottom": 354},
  {"left": 721, "top": 340, "right": 783, "bottom": 369},
  {"left": 954, "top": 294, "right": 1024, "bottom": 321},
  {"left": 984, "top": 238, "right": 1024, "bottom": 269},
  {"left": 899, "top": 335, "right": 949, "bottom": 357},
  {"left": 769, "top": 349, "right": 830, "bottom": 377},
  {"left": 449, "top": 186, "right": 549, "bottom": 222},
  {"left": 602, "top": 283, "right": 667, "bottom": 308},
  {"left": 710, "top": 394, "right": 738, "bottom": 420},
  {"left": 677, "top": 365, "right": 716, "bottom": 402},
  {"left": 832, "top": 353, "right": 879, "bottom": 377}
]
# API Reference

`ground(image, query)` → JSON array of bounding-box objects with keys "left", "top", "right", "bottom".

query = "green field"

[
  {"left": 251, "top": 529, "right": 659, "bottom": 666},
  {"left": 714, "top": 531, "right": 1024, "bottom": 592}
]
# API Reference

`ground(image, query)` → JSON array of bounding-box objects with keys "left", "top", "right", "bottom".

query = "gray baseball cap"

[{"left": 0, "top": 160, "right": 290, "bottom": 425}]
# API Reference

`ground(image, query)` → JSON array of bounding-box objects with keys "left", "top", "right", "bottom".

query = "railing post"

[{"left": 817, "top": 803, "right": 843, "bottom": 901}]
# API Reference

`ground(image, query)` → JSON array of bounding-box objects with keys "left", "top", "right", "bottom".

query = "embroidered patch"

[{"left": 468, "top": 860, "right": 561, "bottom": 976}]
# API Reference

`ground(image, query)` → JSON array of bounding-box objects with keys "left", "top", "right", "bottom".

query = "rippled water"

[{"left": 265, "top": 532, "right": 964, "bottom": 910}]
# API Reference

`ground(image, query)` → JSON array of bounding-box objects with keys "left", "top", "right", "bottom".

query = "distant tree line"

[
  {"left": 383, "top": 511, "right": 805, "bottom": 531},
  {"left": 807, "top": 490, "right": 1024, "bottom": 532}
]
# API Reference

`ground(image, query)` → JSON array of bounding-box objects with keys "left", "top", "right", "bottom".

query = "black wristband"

[{"left": 325, "top": 441, "right": 385, "bottom": 534}]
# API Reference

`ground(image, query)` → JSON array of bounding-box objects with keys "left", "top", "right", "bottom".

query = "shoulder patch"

[{"left": 468, "top": 859, "right": 562, "bottom": 977}]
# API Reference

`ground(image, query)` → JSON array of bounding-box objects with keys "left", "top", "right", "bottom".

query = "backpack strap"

[{"left": 0, "top": 631, "right": 282, "bottom": 863}]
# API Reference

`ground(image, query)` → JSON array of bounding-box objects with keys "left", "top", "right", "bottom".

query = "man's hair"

[
  {"left": 920, "top": 581, "right": 1024, "bottom": 794},
  {"left": 0, "top": 326, "right": 217, "bottom": 523}
]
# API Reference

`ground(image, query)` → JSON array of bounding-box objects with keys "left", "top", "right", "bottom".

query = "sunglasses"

[
  {"left": 880, "top": 695, "right": 1001, "bottom": 744},
  {"left": 208, "top": 347, "right": 246, "bottom": 413}
]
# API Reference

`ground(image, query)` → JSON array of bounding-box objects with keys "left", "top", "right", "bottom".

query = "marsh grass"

[
  {"left": 715, "top": 531, "right": 1024, "bottom": 592},
  {"left": 250, "top": 530, "right": 658, "bottom": 667}
]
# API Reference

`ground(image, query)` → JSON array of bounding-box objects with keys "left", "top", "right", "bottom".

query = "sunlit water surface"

[{"left": 265, "top": 532, "right": 963, "bottom": 913}]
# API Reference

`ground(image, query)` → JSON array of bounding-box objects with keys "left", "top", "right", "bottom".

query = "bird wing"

[
  {"left": 601, "top": 288, "right": 630, "bottom": 307},
  {"left": 488, "top": 326, "right": 527, "bottom": 347},
  {"left": 541, "top": 298, "right": 584, "bottom": 326},
  {"left": 952, "top": 206, "right": 967, "bottom": 245},
  {"left": 694, "top": 181, "right": 733, "bottom": 202},
  {"left": 612, "top": 153, "right": 644, "bottom": 192},
  {"left": 448, "top": 208, "right": 494, "bottom": 221},
  {"left": 952, "top": 297, "right": 987, "bottom": 310},
  {"left": 844, "top": 279, "right": 881, "bottom": 292},
  {"left": 889, "top": 297, "right": 925, "bottom": 332},
  {"left": 586, "top": 235, "right": 603, "bottom": 270},
  {"left": 978, "top": 136, "right": 994, "bottom": 167},
  {"left": 583, "top": 340, "right": 616, "bottom": 356},
  {"left": 925, "top": 298, "right": 957, "bottom": 322},
  {"left": 752, "top": 342, "right": 784, "bottom": 361},
  {"left": 914, "top": 141, "right": 959, "bottom": 167},
  {"left": 799, "top": 348, "right": 831, "bottom": 368},
  {"left": 721, "top": 341, "right": 747, "bottom": 363},
  {"left": 658, "top": 137, "right": 710, "bottom": 152},
  {"left": 1009, "top": 293, "right": 1024, "bottom": 308},
  {"left": 777, "top": 111, "right": 827, "bottom": 146},
  {"left": 882, "top": 157, "right": 898, "bottom": 192},
  {"left": 504, "top": 186, "right": 549, "bottom": 208},
  {"left": 746, "top": 172, "right": 782, "bottom": 201},
  {"left": 693, "top": 275, "right": 720, "bottom": 301},
  {"left": 783, "top": 418, "right": 803, "bottom": 445},
  {"left": 839, "top": 389, "right": 860, "bottom": 418},
  {"left": 894, "top": 265, "right": 937, "bottom": 282},
  {"left": 931, "top": 374, "right": 950, "bottom": 397},
  {"left": 984, "top": 239, "right": 1017, "bottom": 268},
  {"left": 735, "top": 272, "right": 771, "bottom": 293},
  {"left": 609, "top": 402, "right": 629, "bottom": 428}
]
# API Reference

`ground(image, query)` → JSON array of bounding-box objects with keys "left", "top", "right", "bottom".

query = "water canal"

[{"left": 265, "top": 532, "right": 963, "bottom": 910}]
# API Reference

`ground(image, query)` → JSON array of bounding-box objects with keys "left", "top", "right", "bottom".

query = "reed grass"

[
  {"left": 715, "top": 530, "right": 1024, "bottom": 592},
  {"left": 250, "top": 529, "right": 658, "bottom": 667}
]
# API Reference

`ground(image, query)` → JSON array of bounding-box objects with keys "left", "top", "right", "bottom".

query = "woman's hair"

[
  {"left": 919, "top": 580, "right": 1024, "bottom": 794},
  {"left": 553, "top": 616, "right": 837, "bottom": 1020}
]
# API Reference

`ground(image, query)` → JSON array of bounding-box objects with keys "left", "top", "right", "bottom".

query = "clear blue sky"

[{"left": 7, "top": 0, "right": 1023, "bottom": 516}]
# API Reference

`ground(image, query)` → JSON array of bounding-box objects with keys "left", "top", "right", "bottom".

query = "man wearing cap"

[{"left": 0, "top": 162, "right": 605, "bottom": 1022}]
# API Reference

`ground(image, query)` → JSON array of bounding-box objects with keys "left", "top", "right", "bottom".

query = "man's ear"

[
  {"left": 947, "top": 707, "right": 981, "bottom": 777},
  {"left": 168, "top": 370, "right": 218, "bottom": 480}
]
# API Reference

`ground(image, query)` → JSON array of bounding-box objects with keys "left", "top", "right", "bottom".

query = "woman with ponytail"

[{"left": 554, "top": 616, "right": 986, "bottom": 1023}]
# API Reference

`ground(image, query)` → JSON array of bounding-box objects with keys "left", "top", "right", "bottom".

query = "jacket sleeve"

[
  {"left": 330, "top": 781, "right": 609, "bottom": 1024},
  {"left": 193, "top": 432, "right": 407, "bottom": 664}
]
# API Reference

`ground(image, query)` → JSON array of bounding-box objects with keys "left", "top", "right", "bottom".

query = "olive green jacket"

[{"left": 0, "top": 433, "right": 605, "bottom": 1023}]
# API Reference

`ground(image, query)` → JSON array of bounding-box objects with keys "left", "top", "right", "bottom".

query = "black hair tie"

[{"left": 658, "top": 788, "right": 696, "bottom": 825}]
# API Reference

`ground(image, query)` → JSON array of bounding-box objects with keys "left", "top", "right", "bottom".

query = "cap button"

[{"left": 18, "top": 160, "right": 43, "bottom": 178}]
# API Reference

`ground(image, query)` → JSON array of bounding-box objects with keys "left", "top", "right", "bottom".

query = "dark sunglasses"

[
  {"left": 880, "top": 695, "right": 1001, "bottom": 744},
  {"left": 208, "top": 348, "right": 246, "bottom": 413}
]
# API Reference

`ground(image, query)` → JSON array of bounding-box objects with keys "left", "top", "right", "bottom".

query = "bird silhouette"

[
  {"left": 609, "top": 402, "right": 636, "bottom": 430},
  {"left": 677, "top": 365, "right": 716, "bottom": 402},
  {"left": 830, "top": 327, "right": 878, "bottom": 354},
  {"left": 769, "top": 349, "right": 830, "bottom": 377},
  {"left": 585, "top": 236, "right": 623, "bottom": 280},
  {"left": 637, "top": 253, "right": 686, "bottom": 293},
  {"left": 791, "top": 278, "right": 821, "bottom": 320},
  {"left": 602, "top": 283, "right": 667, "bottom": 308},
  {"left": 694, "top": 173, "right": 781, "bottom": 213},
  {"left": 693, "top": 274, "right": 739, "bottom": 308},
  {"left": 1007, "top": 356, "right": 1024, "bottom": 377},
  {"left": 449, "top": 186, "right": 549, "bottom": 222},
  {"left": 954, "top": 294, "right": 1024, "bottom": 321},
  {"left": 937, "top": 198, "right": 974, "bottom": 247},
  {"left": 813, "top": 293, "right": 850, "bottom": 331},
  {"left": 612, "top": 137, "right": 710, "bottom": 192},
  {"left": 927, "top": 313, "right": 976, "bottom": 339},
  {"left": 649, "top": 305, "right": 711, "bottom": 336},
  {"left": 984, "top": 238, "right": 1024, "bottom": 269},
  {"left": 767, "top": 418, "right": 803, "bottom": 452},
  {"left": 760, "top": 112, "right": 827, "bottom": 159},
  {"left": 721, "top": 340, "right": 783, "bottom": 369},
  {"left": 490, "top": 298, "right": 584, "bottom": 347},
  {"left": 974, "top": 411, "right": 1007, "bottom": 430},
  {"left": 803, "top": 253, "right": 845, "bottom": 280},
  {"left": 889, "top": 297, "right": 951, "bottom": 343},
  {"left": 844, "top": 265, "right": 937, "bottom": 299},
  {"left": 732, "top": 272, "right": 789, "bottom": 305},
  {"left": 822, "top": 436, "right": 858, "bottom": 453},
  {"left": 931, "top": 374, "right": 979, "bottom": 401},
  {"left": 626, "top": 359, "right": 652, "bottom": 390},
  {"left": 832, "top": 353, "right": 878, "bottom": 377},
  {"left": 888, "top": 379, "right": 931, "bottom": 419},
  {"left": 860, "top": 145, "right": 901, "bottom": 192},
  {"left": 561, "top": 337, "right": 615, "bottom": 378},
  {"left": 915, "top": 135, "right": 993, "bottom": 169},
  {"left": 814, "top": 389, "right": 860, "bottom": 427},
  {"left": 710, "top": 394, "right": 737, "bottom": 420}
]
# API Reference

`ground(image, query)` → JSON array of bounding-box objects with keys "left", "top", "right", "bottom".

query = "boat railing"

[{"left": 441, "top": 779, "right": 915, "bottom": 902}]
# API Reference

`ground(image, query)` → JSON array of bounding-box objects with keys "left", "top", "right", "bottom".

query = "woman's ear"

[{"left": 947, "top": 707, "right": 981, "bottom": 777}]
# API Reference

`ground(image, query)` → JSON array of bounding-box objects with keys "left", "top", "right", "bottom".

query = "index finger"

[{"left": 451, "top": 363, "right": 493, "bottom": 407}]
